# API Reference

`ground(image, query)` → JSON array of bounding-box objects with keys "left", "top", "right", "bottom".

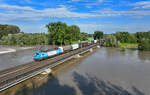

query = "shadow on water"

[
  {"left": 32, "top": 75, "right": 76, "bottom": 95},
  {"left": 72, "top": 72, "right": 145, "bottom": 95},
  {"left": 7, "top": 67, "right": 146, "bottom": 95},
  {"left": 15, "top": 85, "right": 31, "bottom": 95},
  {"left": 15, "top": 74, "right": 77, "bottom": 95},
  {"left": 1, "top": 48, "right": 147, "bottom": 95}
]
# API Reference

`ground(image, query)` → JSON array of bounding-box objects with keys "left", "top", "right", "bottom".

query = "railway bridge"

[{"left": 0, "top": 43, "right": 100, "bottom": 91}]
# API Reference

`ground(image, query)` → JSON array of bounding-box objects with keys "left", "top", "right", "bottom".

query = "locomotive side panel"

[{"left": 47, "top": 50, "right": 57, "bottom": 57}]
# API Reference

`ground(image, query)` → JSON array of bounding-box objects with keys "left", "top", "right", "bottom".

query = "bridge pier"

[
  {"left": 41, "top": 68, "right": 52, "bottom": 75},
  {"left": 74, "top": 54, "right": 81, "bottom": 58},
  {"left": 89, "top": 48, "right": 93, "bottom": 52},
  {"left": 97, "top": 45, "right": 100, "bottom": 48}
]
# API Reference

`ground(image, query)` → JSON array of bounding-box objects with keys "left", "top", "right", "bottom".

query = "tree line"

[
  {"left": 46, "top": 22, "right": 81, "bottom": 45},
  {"left": 0, "top": 22, "right": 150, "bottom": 51},
  {"left": 103, "top": 31, "right": 150, "bottom": 51},
  {"left": 0, "top": 22, "right": 93, "bottom": 46},
  {"left": 0, "top": 24, "right": 20, "bottom": 39}
]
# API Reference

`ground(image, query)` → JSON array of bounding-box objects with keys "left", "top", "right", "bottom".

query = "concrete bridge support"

[
  {"left": 74, "top": 54, "right": 81, "bottom": 58},
  {"left": 97, "top": 45, "right": 100, "bottom": 48},
  {"left": 41, "top": 68, "right": 52, "bottom": 75},
  {"left": 89, "top": 48, "right": 93, "bottom": 52}
]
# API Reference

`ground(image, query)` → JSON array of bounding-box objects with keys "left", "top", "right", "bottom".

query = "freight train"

[{"left": 33, "top": 40, "right": 98, "bottom": 61}]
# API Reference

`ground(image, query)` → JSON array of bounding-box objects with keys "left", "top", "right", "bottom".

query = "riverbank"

[
  {"left": 120, "top": 43, "right": 138, "bottom": 49},
  {"left": 0, "top": 49, "right": 16, "bottom": 54},
  {"left": 0, "top": 46, "right": 34, "bottom": 54}
]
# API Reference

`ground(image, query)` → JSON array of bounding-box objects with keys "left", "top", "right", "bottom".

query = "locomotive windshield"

[{"left": 35, "top": 53, "right": 39, "bottom": 56}]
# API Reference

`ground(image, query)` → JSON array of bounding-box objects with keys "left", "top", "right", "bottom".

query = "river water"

[
  {"left": 0, "top": 47, "right": 150, "bottom": 95},
  {"left": 0, "top": 45, "right": 53, "bottom": 71}
]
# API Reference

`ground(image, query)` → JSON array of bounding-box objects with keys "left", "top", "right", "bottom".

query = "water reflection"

[
  {"left": 0, "top": 45, "right": 53, "bottom": 71},
  {"left": 0, "top": 49, "right": 35, "bottom": 71},
  {"left": 72, "top": 72, "right": 144, "bottom": 95},
  {"left": 12, "top": 72, "right": 145, "bottom": 95},
  {"left": 0, "top": 49, "right": 95, "bottom": 95},
  {"left": 32, "top": 75, "right": 76, "bottom": 95},
  {"left": 0, "top": 47, "right": 150, "bottom": 95},
  {"left": 138, "top": 51, "right": 150, "bottom": 61}
]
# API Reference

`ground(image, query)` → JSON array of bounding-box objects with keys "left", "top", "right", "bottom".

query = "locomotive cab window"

[{"left": 35, "top": 53, "right": 39, "bottom": 56}]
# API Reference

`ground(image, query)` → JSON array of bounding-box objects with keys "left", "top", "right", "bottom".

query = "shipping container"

[
  {"left": 63, "top": 45, "right": 72, "bottom": 52},
  {"left": 71, "top": 44, "right": 79, "bottom": 50}
]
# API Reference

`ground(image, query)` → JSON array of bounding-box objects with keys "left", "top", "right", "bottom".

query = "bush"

[
  {"left": 0, "top": 24, "right": 20, "bottom": 39},
  {"left": 0, "top": 33, "right": 47, "bottom": 46},
  {"left": 104, "top": 35, "right": 120, "bottom": 47},
  {"left": 115, "top": 32, "right": 137, "bottom": 43},
  {"left": 138, "top": 40, "right": 150, "bottom": 51},
  {"left": 93, "top": 31, "right": 103, "bottom": 40}
]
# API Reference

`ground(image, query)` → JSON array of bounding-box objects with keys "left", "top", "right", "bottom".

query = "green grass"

[
  {"left": 87, "top": 37, "right": 94, "bottom": 41},
  {"left": 120, "top": 43, "right": 138, "bottom": 49},
  {"left": 72, "top": 41, "right": 79, "bottom": 44}
]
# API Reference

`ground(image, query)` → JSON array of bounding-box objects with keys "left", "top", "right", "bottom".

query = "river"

[
  {"left": 0, "top": 45, "right": 53, "bottom": 71},
  {"left": 0, "top": 47, "right": 150, "bottom": 95}
]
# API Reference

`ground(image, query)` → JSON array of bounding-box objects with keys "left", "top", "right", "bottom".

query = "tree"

[
  {"left": 0, "top": 24, "right": 20, "bottom": 39},
  {"left": 104, "top": 35, "right": 120, "bottom": 47},
  {"left": 115, "top": 32, "right": 130, "bottom": 43},
  {"left": 93, "top": 31, "right": 103, "bottom": 40},
  {"left": 46, "top": 22, "right": 82, "bottom": 45},
  {"left": 66, "top": 25, "right": 81, "bottom": 44},
  {"left": 128, "top": 34, "right": 137, "bottom": 43},
  {"left": 136, "top": 31, "right": 150, "bottom": 43},
  {"left": 46, "top": 22, "right": 67, "bottom": 45},
  {"left": 136, "top": 31, "right": 150, "bottom": 51},
  {"left": 0, "top": 33, "right": 47, "bottom": 46},
  {"left": 138, "top": 40, "right": 150, "bottom": 51}
]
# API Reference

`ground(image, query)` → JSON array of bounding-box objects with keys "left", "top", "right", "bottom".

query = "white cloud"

[
  {"left": 78, "top": 23, "right": 150, "bottom": 33},
  {"left": 94, "top": 8, "right": 150, "bottom": 17},
  {"left": 85, "top": 0, "right": 105, "bottom": 8},
  {"left": 0, "top": 4, "right": 97, "bottom": 21},
  {"left": 0, "top": 4, "right": 150, "bottom": 22},
  {"left": 0, "top": 4, "right": 35, "bottom": 11},
  {"left": 131, "top": 1, "right": 150, "bottom": 9}
]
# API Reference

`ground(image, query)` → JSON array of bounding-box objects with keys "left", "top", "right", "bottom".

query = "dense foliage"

[
  {"left": 0, "top": 23, "right": 92, "bottom": 46},
  {"left": 115, "top": 32, "right": 137, "bottom": 43},
  {"left": 0, "top": 24, "right": 20, "bottom": 39},
  {"left": 136, "top": 31, "right": 150, "bottom": 51},
  {"left": 114, "top": 31, "right": 150, "bottom": 50},
  {"left": 0, "top": 23, "right": 150, "bottom": 51},
  {"left": 138, "top": 40, "right": 150, "bottom": 51},
  {"left": 104, "top": 35, "right": 120, "bottom": 47},
  {"left": 81, "top": 32, "right": 93, "bottom": 41},
  {"left": 0, "top": 33, "right": 47, "bottom": 46},
  {"left": 93, "top": 31, "right": 103, "bottom": 40},
  {"left": 46, "top": 22, "right": 82, "bottom": 45}
]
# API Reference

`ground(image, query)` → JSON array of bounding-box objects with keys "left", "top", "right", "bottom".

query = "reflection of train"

[{"left": 33, "top": 40, "right": 98, "bottom": 61}]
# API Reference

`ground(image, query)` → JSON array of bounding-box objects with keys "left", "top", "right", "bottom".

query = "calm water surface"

[
  {"left": 0, "top": 47, "right": 150, "bottom": 95},
  {"left": 0, "top": 45, "right": 53, "bottom": 71}
]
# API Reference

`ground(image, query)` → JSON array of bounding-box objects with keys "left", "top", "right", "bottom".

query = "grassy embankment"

[{"left": 120, "top": 43, "right": 138, "bottom": 50}]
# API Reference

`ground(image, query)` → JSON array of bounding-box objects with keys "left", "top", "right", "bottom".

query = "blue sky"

[{"left": 0, "top": 0, "right": 150, "bottom": 34}]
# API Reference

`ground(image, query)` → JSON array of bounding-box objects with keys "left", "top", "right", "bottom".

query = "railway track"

[{"left": 0, "top": 44, "right": 97, "bottom": 91}]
